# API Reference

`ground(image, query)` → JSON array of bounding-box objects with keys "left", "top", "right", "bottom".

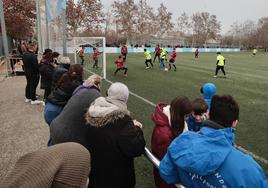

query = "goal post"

[{"left": 67, "top": 37, "right": 107, "bottom": 79}]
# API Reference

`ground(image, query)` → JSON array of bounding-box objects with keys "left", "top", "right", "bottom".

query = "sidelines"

[{"left": 83, "top": 68, "right": 268, "bottom": 166}]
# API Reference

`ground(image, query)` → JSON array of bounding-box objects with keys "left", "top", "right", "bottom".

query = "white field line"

[{"left": 83, "top": 68, "right": 268, "bottom": 165}]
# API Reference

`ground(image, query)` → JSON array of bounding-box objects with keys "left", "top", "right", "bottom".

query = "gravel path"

[{"left": 0, "top": 75, "right": 48, "bottom": 181}]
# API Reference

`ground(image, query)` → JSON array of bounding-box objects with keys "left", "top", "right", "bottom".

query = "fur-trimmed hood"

[{"left": 85, "top": 97, "right": 130, "bottom": 127}]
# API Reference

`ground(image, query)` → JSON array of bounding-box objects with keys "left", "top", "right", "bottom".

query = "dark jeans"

[
  {"left": 25, "top": 74, "right": 40, "bottom": 100},
  {"left": 114, "top": 67, "right": 128, "bottom": 75},
  {"left": 153, "top": 54, "right": 160, "bottom": 63},
  {"left": 215, "top": 65, "right": 226, "bottom": 75}
]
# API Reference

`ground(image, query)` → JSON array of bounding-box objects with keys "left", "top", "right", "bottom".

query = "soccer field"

[{"left": 82, "top": 52, "right": 268, "bottom": 187}]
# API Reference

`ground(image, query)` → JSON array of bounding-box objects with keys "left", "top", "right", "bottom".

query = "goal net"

[{"left": 66, "top": 37, "right": 107, "bottom": 79}]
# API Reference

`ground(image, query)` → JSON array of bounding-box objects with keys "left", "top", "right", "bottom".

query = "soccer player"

[
  {"left": 144, "top": 49, "right": 154, "bottom": 69},
  {"left": 214, "top": 52, "right": 226, "bottom": 78},
  {"left": 195, "top": 48, "right": 199, "bottom": 58},
  {"left": 168, "top": 48, "right": 177, "bottom": 71},
  {"left": 160, "top": 48, "right": 167, "bottom": 68},
  {"left": 252, "top": 48, "right": 257, "bottom": 56},
  {"left": 92, "top": 47, "right": 100, "bottom": 69},
  {"left": 153, "top": 44, "right": 161, "bottom": 63},
  {"left": 79, "top": 47, "right": 85, "bottom": 65},
  {"left": 114, "top": 55, "right": 128, "bottom": 77},
  {"left": 121, "top": 44, "right": 128, "bottom": 62}
]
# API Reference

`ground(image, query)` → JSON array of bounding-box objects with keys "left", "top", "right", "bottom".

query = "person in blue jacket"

[
  {"left": 159, "top": 95, "right": 268, "bottom": 188},
  {"left": 200, "top": 82, "right": 216, "bottom": 111}
]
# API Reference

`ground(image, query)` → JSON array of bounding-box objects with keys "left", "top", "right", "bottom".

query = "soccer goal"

[{"left": 67, "top": 37, "right": 107, "bottom": 79}]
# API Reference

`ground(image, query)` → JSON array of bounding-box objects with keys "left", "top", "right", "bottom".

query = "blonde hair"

[
  {"left": 59, "top": 56, "right": 71, "bottom": 64},
  {"left": 83, "top": 74, "right": 102, "bottom": 87}
]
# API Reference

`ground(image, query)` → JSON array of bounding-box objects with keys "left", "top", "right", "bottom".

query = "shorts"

[{"left": 169, "top": 59, "right": 175, "bottom": 64}]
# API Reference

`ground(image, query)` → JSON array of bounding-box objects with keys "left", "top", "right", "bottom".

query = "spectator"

[
  {"left": 10, "top": 49, "right": 18, "bottom": 75},
  {"left": 159, "top": 95, "right": 268, "bottom": 188},
  {"left": 187, "top": 97, "right": 208, "bottom": 132},
  {"left": 39, "top": 50, "right": 55, "bottom": 100},
  {"left": 52, "top": 51, "right": 60, "bottom": 65},
  {"left": 50, "top": 56, "right": 71, "bottom": 91},
  {"left": 85, "top": 82, "right": 146, "bottom": 188},
  {"left": 151, "top": 96, "right": 192, "bottom": 188},
  {"left": 1, "top": 142, "right": 91, "bottom": 188},
  {"left": 22, "top": 44, "right": 43, "bottom": 105},
  {"left": 49, "top": 74, "right": 102, "bottom": 146},
  {"left": 200, "top": 82, "right": 217, "bottom": 111},
  {"left": 44, "top": 64, "right": 83, "bottom": 125}
]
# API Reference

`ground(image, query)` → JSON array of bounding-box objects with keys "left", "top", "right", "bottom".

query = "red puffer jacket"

[{"left": 151, "top": 103, "right": 176, "bottom": 188}]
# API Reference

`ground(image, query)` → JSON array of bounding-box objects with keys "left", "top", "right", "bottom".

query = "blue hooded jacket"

[
  {"left": 159, "top": 126, "right": 268, "bottom": 188},
  {"left": 201, "top": 83, "right": 217, "bottom": 110}
]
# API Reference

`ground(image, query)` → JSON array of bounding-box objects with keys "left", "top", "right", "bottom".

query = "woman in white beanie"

[{"left": 85, "top": 82, "right": 146, "bottom": 188}]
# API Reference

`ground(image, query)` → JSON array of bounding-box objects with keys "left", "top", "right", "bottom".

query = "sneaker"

[
  {"left": 31, "top": 100, "right": 44, "bottom": 105},
  {"left": 213, "top": 75, "right": 217, "bottom": 78},
  {"left": 145, "top": 67, "right": 150, "bottom": 69},
  {"left": 25, "top": 98, "right": 31, "bottom": 103}
]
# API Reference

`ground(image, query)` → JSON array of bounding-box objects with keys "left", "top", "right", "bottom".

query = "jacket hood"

[
  {"left": 201, "top": 83, "right": 216, "bottom": 100},
  {"left": 168, "top": 127, "right": 235, "bottom": 176},
  {"left": 152, "top": 103, "right": 169, "bottom": 127},
  {"left": 85, "top": 97, "right": 130, "bottom": 127}
]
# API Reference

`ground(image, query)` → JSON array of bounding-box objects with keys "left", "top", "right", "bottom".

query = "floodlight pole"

[
  {"left": 35, "top": 0, "right": 43, "bottom": 54},
  {"left": 103, "top": 37, "right": 106, "bottom": 79},
  {"left": 0, "top": 0, "right": 9, "bottom": 77},
  {"left": 45, "top": 0, "right": 50, "bottom": 48},
  {"left": 62, "top": 9, "right": 67, "bottom": 55}
]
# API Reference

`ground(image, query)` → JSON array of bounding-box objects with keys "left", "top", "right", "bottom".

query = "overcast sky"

[{"left": 101, "top": 0, "right": 268, "bottom": 34}]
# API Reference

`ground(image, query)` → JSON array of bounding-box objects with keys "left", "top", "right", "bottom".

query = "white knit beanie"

[{"left": 107, "top": 82, "right": 129, "bottom": 103}]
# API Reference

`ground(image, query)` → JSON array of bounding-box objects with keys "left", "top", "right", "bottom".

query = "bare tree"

[
  {"left": 155, "top": 3, "right": 173, "bottom": 37},
  {"left": 135, "top": 0, "right": 155, "bottom": 43},
  {"left": 257, "top": 17, "right": 268, "bottom": 51},
  {"left": 66, "top": 0, "right": 104, "bottom": 35},
  {"left": 176, "top": 12, "right": 191, "bottom": 34},
  {"left": 112, "top": 0, "right": 138, "bottom": 42},
  {"left": 191, "top": 12, "right": 221, "bottom": 46}
]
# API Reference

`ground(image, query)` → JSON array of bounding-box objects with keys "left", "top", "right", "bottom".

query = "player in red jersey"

[
  {"left": 92, "top": 47, "right": 101, "bottom": 69},
  {"left": 195, "top": 48, "right": 199, "bottom": 58},
  {"left": 79, "top": 47, "right": 85, "bottom": 65},
  {"left": 114, "top": 55, "right": 128, "bottom": 77},
  {"left": 153, "top": 44, "right": 161, "bottom": 63},
  {"left": 168, "top": 48, "right": 177, "bottom": 71},
  {"left": 121, "top": 44, "right": 128, "bottom": 62}
]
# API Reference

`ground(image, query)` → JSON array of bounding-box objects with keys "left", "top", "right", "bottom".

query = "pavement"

[{"left": 0, "top": 75, "right": 48, "bottom": 181}]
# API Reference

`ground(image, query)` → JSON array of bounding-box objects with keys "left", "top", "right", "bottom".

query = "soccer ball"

[{"left": 164, "top": 68, "right": 168, "bottom": 71}]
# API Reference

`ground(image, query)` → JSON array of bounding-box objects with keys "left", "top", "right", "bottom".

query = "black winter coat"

[
  {"left": 39, "top": 62, "right": 54, "bottom": 89},
  {"left": 22, "top": 52, "right": 39, "bottom": 76},
  {"left": 85, "top": 98, "right": 146, "bottom": 188}
]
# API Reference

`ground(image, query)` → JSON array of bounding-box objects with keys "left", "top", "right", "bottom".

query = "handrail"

[{"left": 143, "top": 147, "right": 185, "bottom": 188}]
